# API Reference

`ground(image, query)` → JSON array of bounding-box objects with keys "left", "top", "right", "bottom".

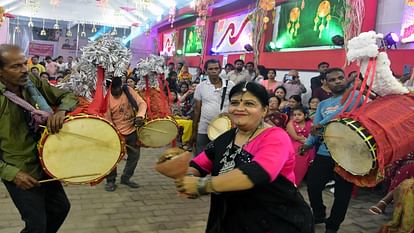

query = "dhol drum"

[
  {"left": 38, "top": 115, "right": 125, "bottom": 184},
  {"left": 137, "top": 117, "right": 178, "bottom": 148},
  {"left": 207, "top": 115, "right": 232, "bottom": 141},
  {"left": 324, "top": 118, "right": 377, "bottom": 176},
  {"left": 324, "top": 94, "right": 414, "bottom": 187}
]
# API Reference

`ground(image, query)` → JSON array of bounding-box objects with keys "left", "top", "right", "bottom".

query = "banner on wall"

[
  {"left": 183, "top": 26, "right": 202, "bottom": 55},
  {"left": 274, "top": 0, "right": 345, "bottom": 49},
  {"left": 28, "top": 42, "right": 54, "bottom": 57},
  {"left": 211, "top": 12, "right": 253, "bottom": 54},
  {"left": 162, "top": 31, "right": 175, "bottom": 56},
  {"left": 401, "top": 0, "right": 414, "bottom": 43},
  {"left": 57, "top": 36, "right": 88, "bottom": 58}
]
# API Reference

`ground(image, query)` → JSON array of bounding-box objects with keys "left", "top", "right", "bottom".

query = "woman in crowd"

[
  {"left": 275, "top": 86, "right": 289, "bottom": 111},
  {"left": 175, "top": 82, "right": 195, "bottom": 149},
  {"left": 260, "top": 69, "right": 282, "bottom": 94},
  {"left": 369, "top": 152, "right": 414, "bottom": 216},
  {"left": 126, "top": 77, "right": 138, "bottom": 90},
  {"left": 175, "top": 81, "right": 314, "bottom": 233},
  {"left": 286, "top": 107, "right": 315, "bottom": 185},
  {"left": 379, "top": 178, "right": 414, "bottom": 233},
  {"left": 264, "top": 94, "right": 288, "bottom": 128},
  {"left": 178, "top": 82, "right": 195, "bottom": 118},
  {"left": 170, "top": 91, "right": 182, "bottom": 116},
  {"left": 308, "top": 97, "right": 320, "bottom": 120},
  {"left": 283, "top": 94, "right": 302, "bottom": 117}
]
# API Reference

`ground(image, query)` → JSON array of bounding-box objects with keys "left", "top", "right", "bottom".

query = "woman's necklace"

[{"left": 235, "top": 124, "right": 262, "bottom": 148}]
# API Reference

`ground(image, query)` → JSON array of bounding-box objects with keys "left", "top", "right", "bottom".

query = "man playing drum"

[
  {"left": 190, "top": 59, "right": 235, "bottom": 155},
  {"left": 105, "top": 76, "right": 147, "bottom": 192},
  {"left": 300, "top": 68, "right": 363, "bottom": 233},
  {"left": 0, "top": 44, "right": 78, "bottom": 233}
]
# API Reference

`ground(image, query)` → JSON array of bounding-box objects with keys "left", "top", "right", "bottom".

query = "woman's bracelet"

[{"left": 196, "top": 176, "right": 217, "bottom": 195}]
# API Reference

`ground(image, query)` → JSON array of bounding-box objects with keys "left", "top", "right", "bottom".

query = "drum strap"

[
  {"left": 2, "top": 90, "right": 52, "bottom": 131},
  {"left": 220, "top": 80, "right": 229, "bottom": 111},
  {"left": 122, "top": 85, "right": 139, "bottom": 114}
]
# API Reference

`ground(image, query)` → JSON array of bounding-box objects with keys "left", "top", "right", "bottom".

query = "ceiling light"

[
  {"left": 40, "top": 18, "right": 47, "bottom": 36},
  {"left": 53, "top": 19, "right": 59, "bottom": 29}
]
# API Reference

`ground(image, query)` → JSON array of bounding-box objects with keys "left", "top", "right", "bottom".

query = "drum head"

[
  {"left": 208, "top": 116, "right": 231, "bottom": 141},
  {"left": 324, "top": 121, "right": 374, "bottom": 175},
  {"left": 138, "top": 119, "right": 178, "bottom": 147},
  {"left": 41, "top": 117, "right": 122, "bottom": 183}
]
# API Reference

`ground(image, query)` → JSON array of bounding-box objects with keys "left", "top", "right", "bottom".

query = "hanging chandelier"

[
  {"left": 40, "top": 18, "right": 47, "bottom": 36},
  {"left": 28, "top": 16, "right": 34, "bottom": 27},
  {"left": 111, "top": 27, "right": 118, "bottom": 36},
  {"left": 66, "top": 25, "right": 73, "bottom": 37},
  {"left": 80, "top": 24, "right": 86, "bottom": 37},
  {"left": 53, "top": 19, "right": 59, "bottom": 29},
  {"left": 91, "top": 23, "right": 97, "bottom": 33}
]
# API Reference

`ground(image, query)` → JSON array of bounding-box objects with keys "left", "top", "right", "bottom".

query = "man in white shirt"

[
  {"left": 226, "top": 59, "right": 250, "bottom": 84},
  {"left": 190, "top": 59, "right": 235, "bottom": 155},
  {"left": 56, "top": 56, "right": 67, "bottom": 73}
]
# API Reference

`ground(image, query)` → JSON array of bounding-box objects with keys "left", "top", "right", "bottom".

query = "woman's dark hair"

[
  {"left": 171, "top": 90, "right": 179, "bottom": 103},
  {"left": 308, "top": 97, "right": 320, "bottom": 106},
  {"left": 291, "top": 106, "right": 310, "bottom": 120},
  {"left": 289, "top": 95, "right": 302, "bottom": 105},
  {"left": 268, "top": 94, "right": 281, "bottom": 105},
  {"left": 229, "top": 81, "right": 269, "bottom": 107},
  {"left": 257, "top": 65, "right": 267, "bottom": 77},
  {"left": 274, "top": 86, "right": 287, "bottom": 99},
  {"left": 127, "top": 76, "right": 138, "bottom": 83}
]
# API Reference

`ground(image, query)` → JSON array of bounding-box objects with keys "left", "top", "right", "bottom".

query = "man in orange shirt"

[{"left": 105, "top": 77, "right": 147, "bottom": 192}]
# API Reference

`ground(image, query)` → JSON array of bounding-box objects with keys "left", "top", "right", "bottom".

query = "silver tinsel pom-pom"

[
  {"left": 135, "top": 55, "right": 166, "bottom": 91},
  {"left": 58, "top": 34, "right": 131, "bottom": 100}
]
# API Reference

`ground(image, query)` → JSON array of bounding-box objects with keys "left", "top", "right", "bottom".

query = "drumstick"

[
  {"left": 141, "top": 127, "right": 170, "bottom": 134},
  {"left": 316, "top": 134, "right": 344, "bottom": 138},
  {"left": 39, "top": 173, "right": 101, "bottom": 183}
]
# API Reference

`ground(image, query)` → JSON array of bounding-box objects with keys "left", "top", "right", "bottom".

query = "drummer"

[
  {"left": 0, "top": 44, "right": 78, "bottom": 232},
  {"left": 190, "top": 59, "right": 235, "bottom": 155},
  {"left": 104, "top": 76, "right": 147, "bottom": 192},
  {"left": 300, "top": 68, "right": 363, "bottom": 233}
]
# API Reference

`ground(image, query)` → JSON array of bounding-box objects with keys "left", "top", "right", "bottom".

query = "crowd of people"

[{"left": 1, "top": 43, "right": 414, "bottom": 233}]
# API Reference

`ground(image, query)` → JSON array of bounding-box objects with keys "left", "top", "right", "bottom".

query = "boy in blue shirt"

[{"left": 301, "top": 68, "right": 362, "bottom": 233}]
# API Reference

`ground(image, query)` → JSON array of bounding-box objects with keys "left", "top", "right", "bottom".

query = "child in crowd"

[
  {"left": 286, "top": 107, "right": 315, "bottom": 185},
  {"left": 308, "top": 97, "right": 320, "bottom": 120}
]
